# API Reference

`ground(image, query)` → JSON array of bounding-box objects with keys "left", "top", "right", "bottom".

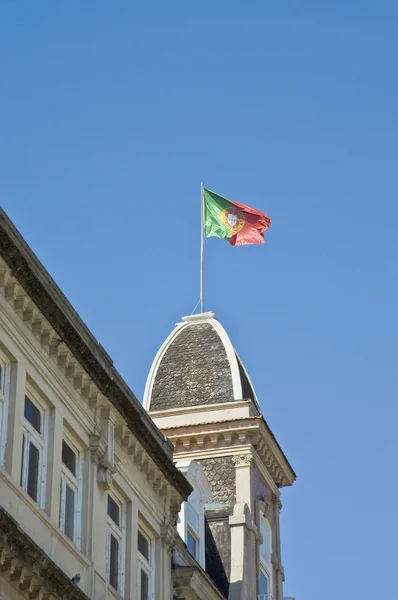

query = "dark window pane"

[
  {"left": 109, "top": 534, "right": 119, "bottom": 591},
  {"left": 140, "top": 569, "right": 149, "bottom": 600},
  {"left": 187, "top": 530, "right": 197, "bottom": 558},
  {"left": 20, "top": 433, "right": 25, "bottom": 486},
  {"left": 65, "top": 483, "right": 75, "bottom": 541},
  {"left": 107, "top": 495, "right": 120, "bottom": 526},
  {"left": 138, "top": 530, "right": 149, "bottom": 560},
  {"left": 27, "top": 442, "right": 40, "bottom": 502},
  {"left": 24, "top": 397, "right": 41, "bottom": 433},
  {"left": 62, "top": 441, "right": 76, "bottom": 475},
  {"left": 259, "top": 571, "right": 268, "bottom": 596}
]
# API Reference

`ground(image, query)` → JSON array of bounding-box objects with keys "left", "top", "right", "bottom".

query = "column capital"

[{"left": 232, "top": 453, "right": 253, "bottom": 468}]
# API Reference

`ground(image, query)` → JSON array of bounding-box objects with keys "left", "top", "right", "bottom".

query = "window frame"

[
  {"left": 59, "top": 434, "right": 83, "bottom": 548},
  {"left": 20, "top": 390, "right": 48, "bottom": 508},
  {"left": 186, "top": 501, "right": 200, "bottom": 561},
  {"left": 0, "top": 351, "right": 10, "bottom": 467},
  {"left": 176, "top": 462, "right": 212, "bottom": 570},
  {"left": 258, "top": 516, "right": 273, "bottom": 599},
  {"left": 137, "top": 523, "right": 154, "bottom": 600},
  {"left": 106, "top": 490, "right": 126, "bottom": 595}
]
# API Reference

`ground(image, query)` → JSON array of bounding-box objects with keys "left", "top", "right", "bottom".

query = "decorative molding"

[
  {"left": 170, "top": 443, "right": 253, "bottom": 463},
  {"left": 0, "top": 256, "right": 188, "bottom": 504},
  {"left": 89, "top": 434, "right": 108, "bottom": 464},
  {"left": 271, "top": 552, "right": 285, "bottom": 578},
  {"left": 232, "top": 454, "right": 253, "bottom": 468},
  {"left": 0, "top": 507, "right": 89, "bottom": 600},
  {"left": 97, "top": 467, "right": 113, "bottom": 490},
  {"left": 99, "top": 407, "right": 117, "bottom": 471},
  {"left": 159, "top": 415, "right": 293, "bottom": 488},
  {"left": 252, "top": 449, "right": 280, "bottom": 496},
  {"left": 160, "top": 523, "right": 178, "bottom": 551},
  {"left": 172, "top": 565, "right": 226, "bottom": 600},
  {"left": 258, "top": 499, "right": 271, "bottom": 519},
  {"left": 269, "top": 493, "right": 283, "bottom": 512},
  {"left": 149, "top": 399, "right": 252, "bottom": 418},
  {"left": 169, "top": 492, "right": 183, "bottom": 525},
  {"left": 169, "top": 426, "right": 258, "bottom": 453},
  {"left": 256, "top": 438, "right": 291, "bottom": 488},
  {"left": 0, "top": 257, "right": 104, "bottom": 410}
]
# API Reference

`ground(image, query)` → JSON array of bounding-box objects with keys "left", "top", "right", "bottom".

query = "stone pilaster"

[
  {"left": 160, "top": 523, "right": 177, "bottom": 600},
  {"left": 5, "top": 361, "right": 25, "bottom": 480},
  {"left": 46, "top": 406, "right": 63, "bottom": 520},
  {"left": 232, "top": 453, "right": 254, "bottom": 518},
  {"left": 270, "top": 494, "right": 284, "bottom": 600},
  {"left": 228, "top": 502, "right": 257, "bottom": 600}
]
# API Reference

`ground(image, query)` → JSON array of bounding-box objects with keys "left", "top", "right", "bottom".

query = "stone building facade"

[
  {"left": 0, "top": 209, "right": 197, "bottom": 600},
  {"left": 0, "top": 206, "right": 296, "bottom": 600}
]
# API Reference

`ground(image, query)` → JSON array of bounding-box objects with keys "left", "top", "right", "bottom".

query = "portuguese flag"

[{"left": 204, "top": 188, "right": 271, "bottom": 246}]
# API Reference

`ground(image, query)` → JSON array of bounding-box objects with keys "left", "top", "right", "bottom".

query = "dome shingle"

[{"left": 144, "top": 313, "right": 259, "bottom": 412}]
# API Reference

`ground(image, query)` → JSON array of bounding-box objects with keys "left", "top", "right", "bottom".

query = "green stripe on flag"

[{"left": 203, "top": 189, "right": 234, "bottom": 240}]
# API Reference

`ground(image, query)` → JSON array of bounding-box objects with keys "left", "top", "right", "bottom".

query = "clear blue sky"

[{"left": 1, "top": 2, "right": 397, "bottom": 598}]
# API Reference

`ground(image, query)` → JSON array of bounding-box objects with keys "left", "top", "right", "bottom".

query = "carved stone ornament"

[
  {"left": 89, "top": 434, "right": 108, "bottom": 464},
  {"left": 0, "top": 507, "right": 88, "bottom": 600},
  {"left": 232, "top": 454, "right": 253, "bottom": 468},
  {"left": 160, "top": 523, "right": 178, "bottom": 551},
  {"left": 97, "top": 466, "right": 113, "bottom": 490},
  {"left": 270, "top": 493, "right": 282, "bottom": 512},
  {"left": 258, "top": 499, "right": 270, "bottom": 519}
]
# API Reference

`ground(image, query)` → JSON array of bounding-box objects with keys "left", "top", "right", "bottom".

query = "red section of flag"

[{"left": 229, "top": 200, "right": 271, "bottom": 246}]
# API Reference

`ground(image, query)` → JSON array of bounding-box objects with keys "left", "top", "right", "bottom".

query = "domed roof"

[{"left": 144, "top": 312, "right": 259, "bottom": 412}]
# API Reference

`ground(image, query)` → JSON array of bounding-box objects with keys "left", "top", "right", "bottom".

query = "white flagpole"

[{"left": 200, "top": 183, "right": 205, "bottom": 313}]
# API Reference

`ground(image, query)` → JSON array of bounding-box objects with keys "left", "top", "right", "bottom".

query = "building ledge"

[
  {"left": 0, "top": 207, "right": 192, "bottom": 501},
  {"left": 0, "top": 506, "right": 89, "bottom": 600},
  {"left": 173, "top": 566, "right": 226, "bottom": 600}
]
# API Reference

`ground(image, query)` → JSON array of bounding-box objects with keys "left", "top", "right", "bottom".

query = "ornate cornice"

[
  {"left": 0, "top": 507, "right": 89, "bottom": 600},
  {"left": 0, "top": 253, "right": 191, "bottom": 508},
  {"left": 0, "top": 227, "right": 191, "bottom": 500},
  {"left": 161, "top": 416, "right": 293, "bottom": 488},
  {"left": 255, "top": 439, "right": 292, "bottom": 488}
]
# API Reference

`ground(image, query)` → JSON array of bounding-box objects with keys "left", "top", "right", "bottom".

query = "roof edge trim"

[{"left": 0, "top": 208, "right": 192, "bottom": 500}]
